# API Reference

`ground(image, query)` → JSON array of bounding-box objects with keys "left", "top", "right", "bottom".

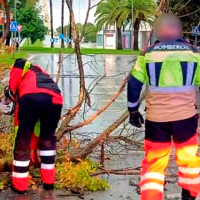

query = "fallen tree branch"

[
  {"left": 66, "top": 92, "right": 146, "bottom": 161},
  {"left": 58, "top": 76, "right": 128, "bottom": 141},
  {"left": 56, "top": 1, "right": 88, "bottom": 138},
  {"left": 56, "top": 50, "right": 62, "bottom": 84}
]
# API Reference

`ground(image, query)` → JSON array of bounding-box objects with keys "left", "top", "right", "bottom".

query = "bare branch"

[
  {"left": 65, "top": 0, "right": 71, "bottom": 10},
  {"left": 176, "top": 0, "right": 192, "bottom": 15},
  {"left": 56, "top": 51, "right": 62, "bottom": 84},
  {"left": 179, "top": 7, "right": 200, "bottom": 18},
  {"left": 62, "top": 76, "right": 128, "bottom": 134},
  {"left": 90, "top": 0, "right": 105, "bottom": 10},
  {"left": 79, "top": 0, "right": 91, "bottom": 41}
]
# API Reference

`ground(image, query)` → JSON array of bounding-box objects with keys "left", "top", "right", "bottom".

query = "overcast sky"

[{"left": 46, "top": 0, "right": 97, "bottom": 29}]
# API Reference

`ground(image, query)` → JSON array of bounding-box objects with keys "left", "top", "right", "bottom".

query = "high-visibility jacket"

[
  {"left": 9, "top": 59, "right": 63, "bottom": 105},
  {"left": 10, "top": 58, "right": 63, "bottom": 163},
  {"left": 128, "top": 39, "right": 200, "bottom": 122}
]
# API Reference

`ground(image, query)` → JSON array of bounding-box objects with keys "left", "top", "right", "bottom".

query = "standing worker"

[
  {"left": 128, "top": 14, "right": 200, "bottom": 200},
  {"left": 4, "top": 58, "right": 63, "bottom": 193}
]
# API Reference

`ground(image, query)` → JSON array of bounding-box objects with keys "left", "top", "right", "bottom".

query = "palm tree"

[
  {"left": 95, "top": 0, "right": 125, "bottom": 50},
  {"left": 49, "top": 0, "right": 54, "bottom": 48},
  {"left": 95, "top": 0, "right": 157, "bottom": 50},
  {"left": 116, "top": 0, "right": 157, "bottom": 50}
]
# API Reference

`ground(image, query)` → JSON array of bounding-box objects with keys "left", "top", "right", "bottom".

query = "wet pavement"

[
  {"left": 0, "top": 54, "right": 199, "bottom": 200},
  {"left": 1, "top": 151, "right": 199, "bottom": 200},
  {"left": 29, "top": 54, "right": 135, "bottom": 136}
]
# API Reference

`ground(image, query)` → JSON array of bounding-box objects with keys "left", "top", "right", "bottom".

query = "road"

[
  {"left": 0, "top": 54, "right": 199, "bottom": 200},
  {"left": 29, "top": 54, "right": 134, "bottom": 136}
]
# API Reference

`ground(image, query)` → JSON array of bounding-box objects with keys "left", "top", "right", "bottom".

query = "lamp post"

[
  {"left": 14, "top": 0, "right": 17, "bottom": 42},
  {"left": 50, "top": 0, "right": 54, "bottom": 48},
  {"left": 131, "top": 0, "right": 134, "bottom": 49},
  {"left": 79, "top": 0, "right": 80, "bottom": 23},
  {"left": 68, "top": 0, "right": 73, "bottom": 48},
  {"left": 61, "top": 0, "right": 65, "bottom": 48}
]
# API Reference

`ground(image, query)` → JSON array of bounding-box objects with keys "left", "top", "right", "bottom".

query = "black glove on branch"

[{"left": 129, "top": 111, "right": 144, "bottom": 128}]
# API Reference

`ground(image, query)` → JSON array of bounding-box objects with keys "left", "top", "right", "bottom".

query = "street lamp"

[
  {"left": 79, "top": 0, "right": 80, "bottom": 23},
  {"left": 131, "top": 0, "right": 134, "bottom": 49},
  {"left": 68, "top": 0, "right": 73, "bottom": 48}
]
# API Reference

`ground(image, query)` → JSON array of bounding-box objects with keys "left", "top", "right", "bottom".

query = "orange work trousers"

[{"left": 140, "top": 115, "right": 200, "bottom": 200}]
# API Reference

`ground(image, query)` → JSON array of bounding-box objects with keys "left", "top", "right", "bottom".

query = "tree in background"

[
  {"left": 76, "top": 22, "right": 83, "bottom": 37},
  {"left": 95, "top": 0, "right": 125, "bottom": 50},
  {"left": 17, "top": 6, "right": 47, "bottom": 44},
  {"left": 56, "top": 25, "right": 69, "bottom": 36},
  {"left": 95, "top": 0, "right": 157, "bottom": 50},
  {"left": 84, "top": 22, "right": 98, "bottom": 43},
  {"left": 56, "top": 22, "right": 98, "bottom": 43},
  {"left": 169, "top": 0, "right": 200, "bottom": 45},
  {"left": 120, "top": 0, "right": 157, "bottom": 50},
  {"left": 9, "top": 0, "right": 38, "bottom": 10}
]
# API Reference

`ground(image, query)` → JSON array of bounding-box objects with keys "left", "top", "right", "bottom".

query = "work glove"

[
  {"left": 4, "top": 86, "right": 15, "bottom": 101},
  {"left": 129, "top": 111, "right": 144, "bottom": 128},
  {"left": 1, "top": 101, "right": 16, "bottom": 115}
]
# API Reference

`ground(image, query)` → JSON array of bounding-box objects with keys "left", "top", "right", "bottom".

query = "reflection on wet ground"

[
  {"left": 30, "top": 54, "right": 136, "bottom": 135},
  {"left": 0, "top": 188, "right": 55, "bottom": 200}
]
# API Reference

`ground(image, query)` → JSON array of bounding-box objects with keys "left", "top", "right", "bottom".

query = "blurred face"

[{"left": 153, "top": 14, "right": 182, "bottom": 42}]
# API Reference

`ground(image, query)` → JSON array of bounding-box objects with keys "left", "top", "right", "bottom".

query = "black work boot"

[
  {"left": 11, "top": 185, "right": 27, "bottom": 194},
  {"left": 43, "top": 183, "right": 54, "bottom": 190},
  {"left": 182, "top": 189, "right": 196, "bottom": 200}
]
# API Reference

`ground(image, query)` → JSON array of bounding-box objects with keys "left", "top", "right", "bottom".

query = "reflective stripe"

[
  {"left": 39, "top": 150, "right": 56, "bottom": 156},
  {"left": 41, "top": 163, "right": 55, "bottom": 170},
  {"left": 179, "top": 177, "right": 200, "bottom": 185},
  {"left": 22, "top": 61, "right": 31, "bottom": 77},
  {"left": 149, "top": 63, "right": 156, "bottom": 86},
  {"left": 179, "top": 167, "right": 200, "bottom": 175},
  {"left": 13, "top": 160, "right": 30, "bottom": 167},
  {"left": 141, "top": 183, "right": 163, "bottom": 192},
  {"left": 141, "top": 172, "right": 165, "bottom": 182},
  {"left": 148, "top": 85, "right": 195, "bottom": 93},
  {"left": 12, "top": 172, "right": 29, "bottom": 178},
  {"left": 128, "top": 100, "right": 139, "bottom": 108},
  {"left": 186, "top": 62, "right": 194, "bottom": 85}
]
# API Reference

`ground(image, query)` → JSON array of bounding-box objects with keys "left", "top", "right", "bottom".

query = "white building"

[{"left": 97, "top": 22, "right": 152, "bottom": 50}]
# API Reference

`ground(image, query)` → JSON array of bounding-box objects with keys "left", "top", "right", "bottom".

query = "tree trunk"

[
  {"left": 68, "top": 110, "right": 129, "bottom": 161},
  {"left": 0, "top": 0, "right": 10, "bottom": 43},
  {"left": 116, "top": 26, "right": 122, "bottom": 50},
  {"left": 0, "top": 158, "right": 12, "bottom": 172},
  {"left": 62, "top": 76, "right": 129, "bottom": 134},
  {"left": 5, "top": 32, "right": 11, "bottom": 46},
  {"left": 49, "top": 0, "right": 54, "bottom": 48},
  {"left": 67, "top": 91, "right": 146, "bottom": 161},
  {"left": 133, "top": 18, "right": 140, "bottom": 50},
  {"left": 56, "top": 0, "right": 86, "bottom": 140},
  {"left": 61, "top": 0, "right": 65, "bottom": 48}
]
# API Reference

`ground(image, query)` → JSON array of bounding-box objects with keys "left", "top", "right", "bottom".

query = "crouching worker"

[
  {"left": 4, "top": 58, "right": 63, "bottom": 193},
  {"left": 128, "top": 14, "right": 200, "bottom": 200}
]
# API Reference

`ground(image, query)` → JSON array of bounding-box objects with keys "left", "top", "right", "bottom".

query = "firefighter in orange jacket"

[
  {"left": 128, "top": 14, "right": 200, "bottom": 200},
  {"left": 5, "top": 58, "right": 63, "bottom": 193}
]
